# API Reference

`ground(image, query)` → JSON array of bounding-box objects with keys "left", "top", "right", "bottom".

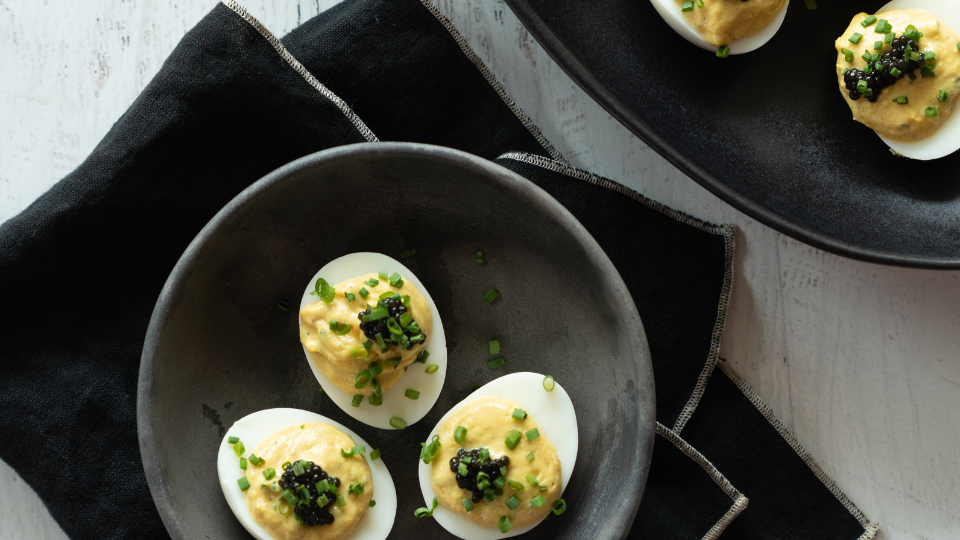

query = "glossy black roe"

[
  {"left": 278, "top": 461, "right": 340, "bottom": 526},
  {"left": 357, "top": 295, "right": 425, "bottom": 350},
  {"left": 450, "top": 448, "right": 510, "bottom": 503},
  {"left": 844, "top": 37, "right": 925, "bottom": 102}
]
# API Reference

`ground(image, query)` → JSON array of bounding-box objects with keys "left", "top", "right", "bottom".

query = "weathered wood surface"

[{"left": 1, "top": 1, "right": 958, "bottom": 539}]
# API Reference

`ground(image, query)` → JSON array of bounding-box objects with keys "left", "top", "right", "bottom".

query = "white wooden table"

[{"left": 2, "top": 1, "right": 958, "bottom": 539}]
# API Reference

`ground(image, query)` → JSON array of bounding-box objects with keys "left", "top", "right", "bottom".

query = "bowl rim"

[{"left": 136, "top": 141, "right": 656, "bottom": 540}]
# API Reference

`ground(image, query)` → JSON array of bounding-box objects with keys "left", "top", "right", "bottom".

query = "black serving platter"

[
  {"left": 137, "top": 143, "right": 655, "bottom": 540},
  {"left": 504, "top": 0, "right": 960, "bottom": 268}
]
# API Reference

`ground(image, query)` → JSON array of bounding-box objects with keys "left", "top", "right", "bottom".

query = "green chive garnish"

[
  {"left": 874, "top": 41, "right": 882, "bottom": 50},
  {"left": 458, "top": 462, "right": 469, "bottom": 476},
  {"left": 530, "top": 494, "right": 545, "bottom": 508},
  {"left": 463, "top": 498, "right": 474, "bottom": 511},
  {"left": 368, "top": 390, "right": 383, "bottom": 407},
  {"left": 389, "top": 272, "right": 403, "bottom": 287},
  {"left": 505, "top": 429, "right": 522, "bottom": 449},
  {"left": 938, "top": 89, "right": 947, "bottom": 103},
  {"left": 282, "top": 488, "right": 297, "bottom": 504},
  {"left": 351, "top": 346, "right": 370, "bottom": 360},
  {"left": 860, "top": 15, "right": 877, "bottom": 27},
  {"left": 841, "top": 48, "right": 854, "bottom": 62},
  {"left": 476, "top": 251, "right": 484, "bottom": 264},
  {"left": 237, "top": 477, "right": 250, "bottom": 491},
  {"left": 233, "top": 441, "right": 245, "bottom": 456},
  {"left": 508, "top": 479, "right": 524, "bottom": 492},
  {"left": 493, "top": 476, "right": 506, "bottom": 489},
  {"left": 398, "top": 249, "right": 416, "bottom": 259},
  {"left": 716, "top": 44, "right": 730, "bottom": 58},
  {"left": 401, "top": 294, "right": 411, "bottom": 307},
  {"left": 275, "top": 300, "right": 290, "bottom": 311},
  {"left": 390, "top": 416, "right": 407, "bottom": 429},
  {"left": 890, "top": 67, "right": 902, "bottom": 77},
  {"left": 849, "top": 32, "right": 863, "bottom": 44},
  {"left": 317, "top": 493, "right": 329, "bottom": 507},
  {"left": 349, "top": 482, "right": 364, "bottom": 495},
  {"left": 885, "top": 32, "right": 895, "bottom": 44},
  {"left": 378, "top": 272, "right": 389, "bottom": 281},
  {"left": 925, "top": 106, "right": 938, "bottom": 118},
  {"left": 351, "top": 394, "right": 363, "bottom": 407},
  {"left": 359, "top": 287, "right": 369, "bottom": 298},
  {"left": 369, "top": 500, "right": 377, "bottom": 507},
  {"left": 525, "top": 474, "right": 539, "bottom": 487},
  {"left": 292, "top": 460, "right": 306, "bottom": 476},
  {"left": 239, "top": 457, "right": 247, "bottom": 470},
  {"left": 378, "top": 290, "right": 396, "bottom": 300},
  {"left": 310, "top": 278, "right": 336, "bottom": 303},
  {"left": 488, "top": 357, "right": 506, "bottom": 369},
  {"left": 526, "top": 428, "right": 540, "bottom": 441},
  {"left": 512, "top": 408, "right": 527, "bottom": 421},
  {"left": 454, "top": 426, "right": 467, "bottom": 444},
  {"left": 328, "top": 320, "right": 351, "bottom": 335},
  {"left": 498, "top": 516, "right": 512, "bottom": 533},
  {"left": 337, "top": 494, "right": 345, "bottom": 507},
  {"left": 543, "top": 375, "right": 556, "bottom": 391},
  {"left": 414, "top": 498, "right": 439, "bottom": 518},
  {"left": 370, "top": 448, "right": 380, "bottom": 460},
  {"left": 489, "top": 339, "right": 500, "bottom": 355},
  {"left": 263, "top": 468, "right": 276, "bottom": 480},
  {"left": 364, "top": 278, "right": 379, "bottom": 287},
  {"left": 425, "top": 364, "right": 439, "bottom": 374},
  {"left": 344, "top": 292, "right": 355, "bottom": 301},
  {"left": 483, "top": 288, "right": 500, "bottom": 303},
  {"left": 525, "top": 452, "right": 535, "bottom": 462},
  {"left": 228, "top": 436, "right": 239, "bottom": 444},
  {"left": 282, "top": 461, "right": 292, "bottom": 471},
  {"left": 552, "top": 498, "right": 567, "bottom": 515},
  {"left": 893, "top": 96, "right": 907, "bottom": 104},
  {"left": 695, "top": 0, "right": 704, "bottom": 7},
  {"left": 875, "top": 19, "right": 891, "bottom": 34},
  {"left": 921, "top": 68, "right": 935, "bottom": 78},
  {"left": 680, "top": 1, "right": 694, "bottom": 12},
  {"left": 405, "top": 388, "right": 420, "bottom": 400},
  {"left": 505, "top": 495, "right": 521, "bottom": 510},
  {"left": 355, "top": 369, "right": 372, "bottom": 389}
]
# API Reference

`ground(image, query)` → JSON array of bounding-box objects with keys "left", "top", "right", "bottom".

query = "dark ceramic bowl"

[{"left": 137, "top": 143, "right": 655, "bottom": 540}]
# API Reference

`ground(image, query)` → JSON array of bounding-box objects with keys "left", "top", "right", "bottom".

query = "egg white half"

[
  {"left": 217, "top": 408, "right": 397, "bottom": 540},
  {"left": 299, "top": 252, "right": 448, "bottom": 430},
  {"left": 417, "top": 372, "right": 579, "bottom": 540},
  {"left": 878, "top": 0, "right": 960, "bottom": 159},
  {"left": 650, "top": 0, "right": 789, "bottom": 54}
]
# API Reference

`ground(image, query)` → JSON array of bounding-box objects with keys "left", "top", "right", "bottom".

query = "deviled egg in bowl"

[{"left": 138, "top": 143, "right": 655, "bottom": 540}]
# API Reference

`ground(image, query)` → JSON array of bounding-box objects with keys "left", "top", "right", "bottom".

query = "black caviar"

[
  {"left": 357, "top": 296, "right": 425, "bottom": 350},
  {"left": 278, "top": 461, "right": 340, "bottom": 526},
  {"left": 844, "top": 37, "right": 925, "bottom": 102},
  {"left": 450, "top": 448, "right": 510, "bottom": 503}
]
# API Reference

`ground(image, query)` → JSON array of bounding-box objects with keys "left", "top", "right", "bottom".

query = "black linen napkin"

[{"left": 0, "top": 1, "right": 878, "bottom": 539}]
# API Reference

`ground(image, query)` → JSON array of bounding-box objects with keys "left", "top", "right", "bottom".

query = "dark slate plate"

[
  {"left": 504, "top": 0, "right": 960, "bottom": 268},
  {"left": 137, "top": 143, "right": 655, "bottom": 540}
]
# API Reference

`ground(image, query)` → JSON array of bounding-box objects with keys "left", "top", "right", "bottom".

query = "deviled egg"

[
  {"left": 217, "top": 408, "right": 397, "bottom": 540},
  {"left": 417, "top": 372, "right": 578, "bottom": 538},
  {"left": 651, "top": 0, "right": 789, "bottom": 55},
  {"left": 299, "top": 252, "right": 447, "bottom": 429},
  {"left": 835, "top": 0, "right": 960, "bottom": 159}
]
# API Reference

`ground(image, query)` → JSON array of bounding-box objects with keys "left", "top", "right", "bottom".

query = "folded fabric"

[{"left": 0, "top": 0, "right": 877, "bottom": 539}]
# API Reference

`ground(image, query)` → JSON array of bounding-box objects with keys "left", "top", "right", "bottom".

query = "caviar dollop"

[
  {"left": 278, "top": 461, "right": 340, "bottom": 526},
  {"left": 450, "top": 448, "right": 511, "bottom": 503}
]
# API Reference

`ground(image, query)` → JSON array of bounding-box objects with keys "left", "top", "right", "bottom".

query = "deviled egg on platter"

[
  {"left": 417, "top": 372, "right": 578, "bottom": 539},
  {"left": 217, "top": 408, "right": 397, "bottom": 540},
  {"left": 298, "top": 252, "right": 448, "bottom": 429},
  {"left": 651, "top": 0, "right": 789, "bottom": 55}
]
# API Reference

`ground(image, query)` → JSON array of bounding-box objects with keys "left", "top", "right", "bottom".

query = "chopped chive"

[
  {"left": 552, "top": 498, "right": 567, "bottom": 515},
  {"left": 400, "top": 294, "right": 411, "bottom": 307},
  {"left": 458, "top": 462, "right": 469, "bottom": 476},
  {"left": 500, "top": 466, "right": 507, "bottom": 476},
  {"left": 292, "top": 460, "right": 306, "bottom": 476},
  {"left": 925, "top": 106, "right": 938, "bottom": 118},
  {"left": 470, "top": 383, "right": 481, "bottom": 391},
  {"left": 803, "top": 0, "right": 816, "bottom": 8},
  {"left": 316, "top": 479, "right": 330, "bottom": 492},
  {"left": 526, "top": 474, "right": 539, "bottom": 487},
  {"left": 893, "top": 96, "right": 908, "bottom": 104},
  {"left": 484, "top": 490, "right": 496, "bottom": 501},
  {"left": 382, "top": 356, "right": 401, "bottom": 369},
  {"left": 405, "top": 389, "right": 421, "bottom": 400},
  {"left": 370, "top": 448, "right": 380, "bottom": 460},
  {"left": 716, "top": 44, "right": 730, "bottom": 58},
  {"left": 414, "top": 497, "right": 439, "bottom": 518},
  {"left": 263, "top": 468, "right": 276, "bottom": 480},
  {"left": 841, "top": 48, "right": 853, "bottom": 62},
  {"left": 505, "top": 495, "right": 521, "bottom": 510},
  {"left": 505, "top": 429, "right": 522, "bottom": 449},
  {"left": 849, "top": 32, "right": 862, "bottom": 44},
  {"left": 399, "top": 312, "right": 412, "bottom": 328},
  {"left": 368, "top": 391, "right": 383, "bottom": 407},
  {"left": 282, "top": 461, "right": 292, "bottom": 471},
  {"left": 351, "top": 394, "right": 363, "bottom": 407},
  {"left": 540, "top": 485, "right": 548, "bottom": 491},
  {"left": 379, "top": 272, "right": 390, "bottom": 281},
  {"left": 862, "top": 88, "right": 874, "bottom": 98},
  {"left": 359, "top": 287, "right": 369, "bottom": 298},
  {"left": 498, "top": 516, "right": 512, "bottom": 533},
  {"left": 903, "top": 25, "right": 922, "bottom": 41},
  {"left": 512, "top": 408, "right": 527, "bottom": 421},
  {"left": 526, "top": 428, "right": 540, "bottom": 441},
  {"left": 425, "top": 364, "right": 439, "bottom": 374},
  {"left": 282, "top": 488, "right": 297, "bottom": 505},
  {"left": 389, "top": 272, "right": 403, "bottom": 287},
  {"left": 344, "top": 292, "right": 355, "bottom": 301},
  {"left": 328, "top": 320, "right": 351, "bottom": 335},
  {"left": 479, "top": 448, "right": 490, "bottom": 462},
  {"left": 349, "top": 482, "right": 364, "bottom": 495},
  {"left": 525, "top": 452, "right": 535, "bottom": 462},
  {"left": 369, "top": 500, "right": 377, "bottom": 507},
  {"left": 237, "top": 477, "right": 250, "bottom": 491},
  {"left": 857, "top": 79, "right": 868, "bottom": 93},
  {"left": 874, "top": 40, "right": 882, "bottom": 50},
  {"left": 489, "top": 339, "right": 500, "bottom": 355},
  {"left": 861, "top": 51, "right": 872, "bottom": 62},
  {"left": 375, "top": 332, "right": 388, "bottom": 351},
  {"left": 885, "top": 32, "right": 895, "bottom": 44},
  {"left": 875, "top": 19, "right": 891, "bottom": 34},
  {"left": 920, "top": 68, "right": 935, "bottom": 78},
  {"left": 311, "top": 278, "right": 335, "bottom": 303},
  {"left": 351, "top": 346, "right": 370, "bottom": 360},
  {"left": 420, "top": 435, "right": 441, "bottom": 464},
  {"left": 493, "top": 476, "right": 506, "bottom": 489},
  {"left": 864, "top": 64, "right": 873, "bottom": 75},
  {"left": 454, "top": 426, "right": 467, "bottom": 444},
  {"left": 890, "top": 67, "right": 902, "bottom": 77},
  {"left": 341, "top": 448, "right": 354, "bottom": 458},
  {"left": 368, "top": 361, "right": 383, "bottom": 377},
  {"left": 390, "top": 416, "right": 407, "bottom": 429},
  {"left": 317, "top": 493, "right": 329, "bottom": 507},
  {"left": 463, "top": 498, "right": 474, "bottom": 512},
  {"left": 398, "top": 249, "right": 416, "bottom": 259},
  {"left": 860, "top": 15, "right": 877, "bottom": 27},
  {"left": 476, "top": 251, "right": 484, "bottom": 264},
  {"left": 487, "top": 357, "right": 506, "bottom": 369},
  {"left": 379, "top": 290, "right": 397, "bottom": 300},
  {"left": 530, "top": 494, "right": 546, "bottom": 508},
  {"left": 938, "top": 89, "right": 947, "bottom": 103},
  {"left": 695, "top": 0, "right": 704, "bottom": 7},
  {"left": 239, "top": 457, "right": 247, "bottom": 470},
  {"left": 543, "top": 375, "right": 556, "bottom": 391},
  {"left": 228, "top": 436, "right": 239, "bottom": 444},
  {"left": 508, "top": 479, "right": 524, "bottom": 492},
  {"left": 924, "top": 51, "right": 937, "bottom": 63},
  {"left": 275, "top": 300, "right": 290, "bottom": 311},
  {"left": 233, "top": 441, "right": 245, "bottom": 456},
  {"left": 483, "top": 288, "right": 500, "bottom": 303},
  {"left": 355, "top": 369, "right": 372, "bottom": 389},
  {"left": 680, "top": 1, "right": 694, "bottom": 11},
  {"left": 337, "top": 494, "right": 345, "bottom": 507},
  {"left": 364, "top": 278, "right": 379, "bottom": 287}
]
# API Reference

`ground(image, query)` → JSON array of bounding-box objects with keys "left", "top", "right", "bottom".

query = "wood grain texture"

[{"left": 1, "top": 1, "right": 958, "bottom": 539}]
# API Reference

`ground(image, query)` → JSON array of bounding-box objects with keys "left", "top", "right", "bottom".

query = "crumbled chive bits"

[
  {"left": 405, "top": 389, "right": 420, "bottom": 400},
  {"left": 860, "top": 15, "right": 877, "bottom": 27},
  {"left": 228, "top": 436, "right": 240, "bottom": 444},
  {"left": 489, "top": 339, "right": 500, "bottom": 355},
  {"left": 487, "top": 357, "right": 506, "bottom": 369},
  {"left": 716, "top": 44, "right": 730, "bottom": 58},
  {"left": 505, "top": 429, "right": 522, "bottom": 449},
  {"left": 841, "top": 48, "right": 854, "bottom": 62},
  {"left": 849, "top": 32, "right": 863, "bottom": 44},
  {"left": 802, "top": 0, "right": 816, "bottom": 9},
  {"left": 530, "top": 494, "right": 546, "bottom": 508},
  {"left": 893, "top": 96, "right": 908, "bottom": 105},
  {"left": 476, "top": 251, "right": 484, "bottom": 264},
  {"left": 351, "top": 394, "right": 363, "bottom": 407},
  {"left": 526, "top": 428, "right": 540, "bottom": 441},
  {"left": 498, "top": 516, "right": 512, "bottom": 533},
  {"left": 511, "top": 408, "right": 527, "bottom": 421},
  {"left": 415, "top": 497, "right": 439, "bottom": 517},
  {"left": 483, "top": 288, "right": 500, "bottom": 303},
  {"left": 237, "top": 477, "right": 251, "bottom": 491},
  {"left": 925, "top": 106, "right": 938, "bottom": 118},
  {"left": 525, "top": 452, "right": 535, "bottom": 462},
  {"left": 463, "top": 498, "right": 474, "bottom": 511},
  {"left": 680, "top": 1, "right": 693, "bottom": 12},
  {"left": 263, "top": 468, "right": 276, "bottom": 480},
  {"left": 233, "top": 441, "right": 245, "bottom": 456},
  {"left": 938, "top": 89, "right": 948, "bottom": 103},
  {"left": 425, "top": 364, "right": 439, "bottom": 374},
  {"left": 454, "top": 426, "right": 467, "bottom": 444},
  {"left": 543, "top": 375, "right": 556, "bottom": 391},
  {"left": 390, "top": 416, "right": 407, "bottom": 429},
  {"left": 552, "top": 498, "right": 567, "bottom": 515},
  {"left": 370, "top": 448, "right": 381, "bottom": 460}
]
